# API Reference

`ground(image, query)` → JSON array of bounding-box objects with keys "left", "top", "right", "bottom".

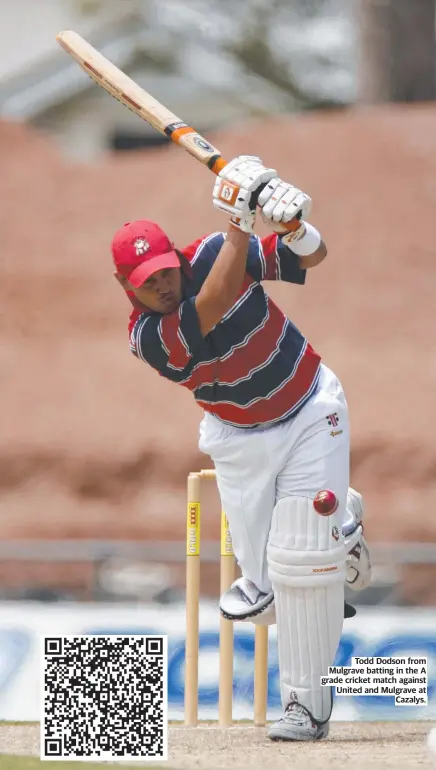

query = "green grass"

[
  {"left": 0, "top": 722, "right": 39, "bottom": 726},
  {"left": 0, "top": 759, "right": 168, "bottom": 770},
  {"left": 0, "top": 720, "right": 263, "bottom": 726}
]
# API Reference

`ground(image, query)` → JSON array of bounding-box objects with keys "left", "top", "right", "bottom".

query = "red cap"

[{"left": 111, "top": 220, "right": 180, "bottom": 288}]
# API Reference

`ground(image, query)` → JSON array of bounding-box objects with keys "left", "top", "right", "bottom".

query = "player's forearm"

[
  {"left": 195, "top": 224, "right": 250, "bottom": 335},
  {"left": 210, "top": 224, "right": 250, "bottom": 295}
]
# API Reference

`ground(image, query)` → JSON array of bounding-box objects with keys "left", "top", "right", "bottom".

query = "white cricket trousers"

[{"left": 198, "top": 364, "right": 350, "bottom": 594}]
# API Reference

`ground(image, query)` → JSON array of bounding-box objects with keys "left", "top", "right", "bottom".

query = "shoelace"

[
  {"left": 236, "top": 581, "right": 263, "bottom": 606},
  {"left": 282, "top": 703, "right": 309, "bottom": 726}
]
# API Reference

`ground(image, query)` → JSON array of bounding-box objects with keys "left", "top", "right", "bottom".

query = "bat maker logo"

[{"left": 193, "top": 135, "right": 215, "bottom": 152}]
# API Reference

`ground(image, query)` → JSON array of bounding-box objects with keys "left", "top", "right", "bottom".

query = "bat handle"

[
  {"left": 209, "top": 156, "right": 228, "bottom": 174},
  {"left": 273, "top": 220, "right": 302, "bottom": 236},
  {"left": 210, "top": 155, "right": 301, "bottom": 238}
]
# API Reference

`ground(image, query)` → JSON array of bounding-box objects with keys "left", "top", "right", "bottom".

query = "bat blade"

[{"left": 56, "top": 30, "right": 226, "bottom": 173}]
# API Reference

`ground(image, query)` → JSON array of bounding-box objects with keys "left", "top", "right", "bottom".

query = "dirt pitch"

[{"left": 0, "top": 722, "right": 435, "bottom": 769}]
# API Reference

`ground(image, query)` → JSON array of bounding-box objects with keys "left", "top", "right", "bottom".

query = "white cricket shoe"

[
  {"left": 268, "top": 702, "right": 330, "bottom": 742},
  {"left": 219, "top": 576, "right": 274, "bottom": 622}
]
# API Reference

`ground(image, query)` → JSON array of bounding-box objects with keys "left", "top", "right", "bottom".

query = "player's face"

[{"left": 133, "top": 267, "right": 182, "bottom": 313}]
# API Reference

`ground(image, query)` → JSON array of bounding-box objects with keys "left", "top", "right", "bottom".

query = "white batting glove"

[
  {"left": 213, "top": 155, "right": 277, "bottom": 233},
  {"left": 258, "top": 178, "right": 312, "bottom": 241}
]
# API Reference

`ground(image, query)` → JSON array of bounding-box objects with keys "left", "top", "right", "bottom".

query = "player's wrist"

[
  {"left": 281, "top": 221, "right": 321, "bottom": 255},
  {"left": 229, "top": 213, "right": 256, "bottom": 235},
  {"left": 227, "top": 218, "right": 253, "bottom": 240}
]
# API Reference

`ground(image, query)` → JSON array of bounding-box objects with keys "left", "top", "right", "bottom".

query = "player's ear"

[{"left": 114, "top": 271, "right": 129, "bottom": 289}]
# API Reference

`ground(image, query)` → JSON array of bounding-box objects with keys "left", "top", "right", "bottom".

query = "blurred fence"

[
  {"left": 0, "top": 539, "right": 435, "bottom": 563},
  {"left": 0, "top": 540, "right": 435, "bottom": 606}
]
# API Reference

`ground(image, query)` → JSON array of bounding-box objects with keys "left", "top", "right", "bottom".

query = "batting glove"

[
  {"left": 258, "top": 178, "right": 312, "bottom": 242},
  {"left": 213, "top": 155, "right": 277, "bottom": 233}
]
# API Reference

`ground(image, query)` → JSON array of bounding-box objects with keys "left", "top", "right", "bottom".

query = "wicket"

[{"left": 185, "top": 469, "right": 269, "bottom": 727}]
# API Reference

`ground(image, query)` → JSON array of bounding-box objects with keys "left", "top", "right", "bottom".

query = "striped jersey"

[{"left": 129, "top": 232, "right": 321, "bottom": 428}]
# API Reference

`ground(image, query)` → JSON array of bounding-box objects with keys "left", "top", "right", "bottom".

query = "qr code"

[{"left": 42, "top": 635, "right": 167, "bottom": 761}]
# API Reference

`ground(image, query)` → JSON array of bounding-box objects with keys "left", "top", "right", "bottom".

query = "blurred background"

[{"left": 0, "top": 0, "right": 435, "bottom": 721}]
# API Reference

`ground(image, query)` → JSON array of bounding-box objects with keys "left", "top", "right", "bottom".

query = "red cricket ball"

[{"left": 313, "top": 489, "right": 338, "bottom": 516}]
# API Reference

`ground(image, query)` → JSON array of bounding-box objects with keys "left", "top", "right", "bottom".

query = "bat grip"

[
  {"left": 209, "top": 156, "right": 228, "bottom": 174},
  {"left": 211, "top": 155, "right": 301, "bottom": 237}
]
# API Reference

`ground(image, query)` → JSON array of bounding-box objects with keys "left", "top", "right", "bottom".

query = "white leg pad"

[{"left": 267, "top": 495, "right": 346, "bottom": 723}]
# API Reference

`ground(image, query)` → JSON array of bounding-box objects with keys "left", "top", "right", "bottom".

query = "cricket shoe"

[
  {"left": 342, "top": 487, "right": 372, "bottom": 591},
  {"left": 268, "top": 701, "right": 330, "bottom": 742},
  {"left": 219, "top": 577, "right": 274, "bottom": 622}
]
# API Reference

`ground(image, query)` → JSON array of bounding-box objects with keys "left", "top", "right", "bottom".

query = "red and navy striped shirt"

[{"left": 129, "top": 232, "right": 321, "bottom": 428}]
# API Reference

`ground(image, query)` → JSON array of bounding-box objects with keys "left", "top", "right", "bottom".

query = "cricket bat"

[
  {"left": 56, "top": 30, "right": 227, "bottom": 173},
  {"left": 56, "top": 30, "right": 299, "bottom": 235}
]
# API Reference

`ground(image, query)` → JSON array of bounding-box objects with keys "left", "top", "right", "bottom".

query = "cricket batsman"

[{"left": 112, "top": 155, "right": 371, "bottom": 740}]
